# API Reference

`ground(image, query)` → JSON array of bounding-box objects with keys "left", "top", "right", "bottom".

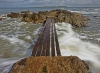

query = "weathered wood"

[
  {"left": 31, "top": 20, "right": 47, "bottom": 56},
  {"left": 53, "top": 19, "right": 61, "bottom": 56},
  {"left": 41, "top": 19, "right": 49, "bottom": 56},
  {"left": 31, "top": 17, "right": 61, "bottom": 56},
  {"left": 51, "top": 18, "right": 55, "bottom": 56},
  {"left": 46, "top": 18, "right": 50, "bottom": 56}
]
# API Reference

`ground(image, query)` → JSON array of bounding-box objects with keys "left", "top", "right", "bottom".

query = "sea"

[{"left": 0, "top": 7, "right": 100, "bottom": 73}]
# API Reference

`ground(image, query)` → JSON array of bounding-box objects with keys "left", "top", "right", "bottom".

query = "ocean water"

[{"left": 0, "top": 7, "right": 100, "bottom": 73}]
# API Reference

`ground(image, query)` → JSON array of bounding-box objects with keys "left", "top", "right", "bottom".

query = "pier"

[
  {"left": 32, "top": 17, "right": 61, "bottom": 56},
  {"left": 9, "top": 17, "right": 89, "bottom": 73}
]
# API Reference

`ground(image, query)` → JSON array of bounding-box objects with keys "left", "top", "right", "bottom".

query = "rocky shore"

[
  {"left": 7, "top": 9, "right": 89, "bottom": 27},
  {"left": 6, "top": 9, "right": 90, "bottom": 73},
  {"left": 9, "top": 56, "right": 89, "bottom": 73}
]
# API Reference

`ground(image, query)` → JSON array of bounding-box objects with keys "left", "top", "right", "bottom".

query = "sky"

[{"left": 0, "top": 0, "right": 100, "bottom": 7}]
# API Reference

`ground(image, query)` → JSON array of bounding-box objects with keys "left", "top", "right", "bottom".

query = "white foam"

[
  {"left": 25, "top": 36, "right": 32, "bottom": 40},
  {"left": 94, "top": 9, "right": 99, "bottom": 11},
  {"left": 0, "top": 35, "right": 29, "bottom": 57},
  {"left": 0, "top": 35, "right": 25, "bottom": 45},
  {"left": 56, "top": 22, "right": 100, "bottom": 73},
  {"left": 70, "top": 10, "right": 98, "bottom": 14},
  {"left": 96, "top": 38, "right": 100, "bottom": 41},
  {"left": 0, "top": 58, "right": 21, "bottom": 73},
  {"left": 33, "top": 25, "right": 43, "bottom": 35}
]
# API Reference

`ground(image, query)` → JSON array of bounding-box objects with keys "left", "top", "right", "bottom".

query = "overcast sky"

[{"left": 0, "top": 0, "right": 100, "bottom": 7}]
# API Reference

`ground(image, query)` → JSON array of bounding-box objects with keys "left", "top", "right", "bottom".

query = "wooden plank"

[
  {"left": 46, "top": 18, "right": 50, "bottom": 56},
  {"left": 31, "top": 20, "right": 47, "bottom": 56},
  {"left": 31, "top": 17, "right": 61, "bottom": 57},
  {"left": 51, "top": 18, "right": 55, "bottom": 56},
  {"left": 41, "top": 19, "right": 48, "bottom": 56},
  {"left": 53, "top": 19, "right": 61, "bottom": 56},
  {"left": 41, "top": 18, "right": 51, "bottom": 56}
]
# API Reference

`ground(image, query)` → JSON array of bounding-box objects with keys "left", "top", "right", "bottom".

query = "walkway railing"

[{"left": 31, "top": 17, "right": 61, "bottom": 56}]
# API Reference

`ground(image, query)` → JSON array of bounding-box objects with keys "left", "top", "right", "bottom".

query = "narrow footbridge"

[
  {"left": 9, "top": 18, "right": 89, "bottom": 73},
  {"left": 31, "top": 17, "right": 61, "bottom": 56}
]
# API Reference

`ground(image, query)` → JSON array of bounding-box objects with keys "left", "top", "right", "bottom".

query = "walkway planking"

[{"left": 31, "top": 17, "right": 61, "bottom": 56}]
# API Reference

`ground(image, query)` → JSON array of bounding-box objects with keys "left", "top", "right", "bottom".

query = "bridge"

[
  {"left": 31, "top": 17, "right": 61, "bottom": 56},
  {"left": 9, "top": 17, "right": 89, "bottom": 73}
]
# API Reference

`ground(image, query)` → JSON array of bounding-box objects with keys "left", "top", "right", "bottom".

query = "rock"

[
  {"left": 7, "top": 12, "right": 24, "bottom": 18},
  {"left": 70, "top": 12, "right": 89, "bottom": 27},
  {"left": 7, "top": 9, "right": 89, "bottom": 27},
  {"left": 21, "top": 10, "right": 30, "bottom": 14},
  {"left": 7, "top": 12, "right": 19, "bottom": 18},
  {"left": 38, "top": 14, "right": 46, "bottom": 23},
  {"left": 22, "top": 13, "right": 39, "bottom": 23},
  {"left": 93, "top": 16, "right": 100, "bottom": 18},
  {"left": 9, "top": 56, "right": 89, "bottom": 73},
  {"left": 0, "top": 18, "right": 6, "bottom": 21},
  {"left": 57, "top": 13, "right": 65, "bottom": 22},
  {"left": 21, "top": 13, "right": 33, "bottom": 22}
]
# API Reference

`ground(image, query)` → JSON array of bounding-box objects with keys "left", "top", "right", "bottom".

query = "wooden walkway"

[{"left": 31, "top": 17, "right": 61, "bottom": 56}]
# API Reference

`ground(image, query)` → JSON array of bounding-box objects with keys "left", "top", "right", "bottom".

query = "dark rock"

[
  {"left": 93, "top": 16, "right": 100, "bottom": 18},
  {"left": 7, "top": 12, "right": 24, "bottom": 18},
  {"left": 21, "top": 10, "right": 30, "bottom": 14}
]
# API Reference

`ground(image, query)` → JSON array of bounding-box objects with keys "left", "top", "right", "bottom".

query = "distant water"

[{"left": 0, "top": 7, "right": 100, "bottom": 73}]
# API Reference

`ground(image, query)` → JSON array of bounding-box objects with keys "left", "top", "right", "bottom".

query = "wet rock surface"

[
  {"left": 0, "top": 17, "right": 6, "bottom": 21},
  {"left": 9, "top": 56, "right": 89, "bottom": 73},
  {"left": 7, "top": 9, "right": 89, "bottom": 27},
  {"left": 7, "top": 12, "right": 24, "bottom": 18}
]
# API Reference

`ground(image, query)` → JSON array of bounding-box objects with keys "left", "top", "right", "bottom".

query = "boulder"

[
  {"left": 7, "top": 9, "right": 89, "bottom": 27},
  {"left": 38, "top": 14, "right": 46, "bottom": 23},
  {"left": 70, "top": 12, "right": 89, "bottom": 27},
  {"left": 7, "top": 12, "right": 24, "bottom": 18},
  {"left": 22, "top": 13, "right": 39, "bottom": 23},
  {"left": 9, "top": 56, "right": 89, "bottom": 73},
  {"left": 0, "top": 18, "right": 6, "bottom": 21},
  {"left": 21, "top": 13, "right": 33, "bottom": 22},
  {"left": 21, "top": 10, "right": 30, "bottom": 14}
]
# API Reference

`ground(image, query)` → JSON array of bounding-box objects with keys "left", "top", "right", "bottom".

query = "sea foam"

[{"left": 56, "top": 22, "right": 100, "bottom": 73}]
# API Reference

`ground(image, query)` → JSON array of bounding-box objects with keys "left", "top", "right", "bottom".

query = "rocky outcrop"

[
  {"left": 7, "top": 12, "right": 24, "bottom": 18},
  {"left": 9, "top": 56, "right": 89, "bottom": 73},
  {"left": 7, "top": 9, "right": 89, "bottom": 27}
]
